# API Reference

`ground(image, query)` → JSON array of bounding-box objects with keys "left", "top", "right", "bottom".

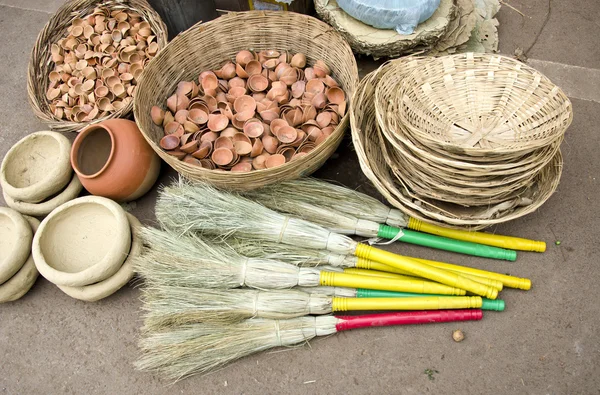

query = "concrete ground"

[{"left": 1, "top": 1, "right": 599, "bottom": 393}]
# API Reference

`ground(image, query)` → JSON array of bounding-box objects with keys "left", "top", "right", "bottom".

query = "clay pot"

[
  {"left": 32, "top": 196, "right": 131, "bottom": 287},
  {"left": 71, "top": 119, "right": 160, "bottom": 202},
  {"left": 0, "top": 131, "right": 72, "bottom": 203},
  {"left": 0, "top": 208, "right": 33, "bottom": 284},
  {"left": 56, "top": 213, "right": 141, "bottom": 302},
  {"left": 0, "top": 216, "right": 40, "bottom": 303},
  {"left": 2, "top": 173, "right": 83, "bottom": 216}
]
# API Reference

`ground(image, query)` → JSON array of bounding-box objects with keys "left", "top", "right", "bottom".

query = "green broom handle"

[
  {"left": 378, "top": 225, "right": 517, "bottom": 261},
  {"left": 407, "top": 217, "right": 546, "bottom": 252},
  {"left": 356, "top": 289, "right": 505, "bottom": 311}
]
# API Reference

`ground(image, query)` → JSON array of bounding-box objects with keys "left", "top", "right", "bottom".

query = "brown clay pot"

[{"left": 71, "top": 119, "right": 161, "bottom": 202}]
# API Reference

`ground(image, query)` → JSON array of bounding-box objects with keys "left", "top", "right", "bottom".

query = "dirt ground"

[{"left": 1, "top": 1, "right": 599, "bottom": 393}]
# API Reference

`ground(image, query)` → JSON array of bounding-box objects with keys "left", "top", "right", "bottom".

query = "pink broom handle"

[{"left": 335, "top": 309, "right": 483, "bottom": 331}]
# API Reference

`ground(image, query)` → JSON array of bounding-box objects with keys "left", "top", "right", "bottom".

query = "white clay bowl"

[
  {"left": 1, "top": 131, "right": 72, "bottom": 203},
  {"left": 57, "top": 213, "right": 141, "bottom": 302},
  {"left": 0, "top": 216, "right": 40, "bottom": 303},
  {"left": 3, "top": 172, "right": 83, "bottom": 216},
  {"left": 0, "top": 207, "right": 33, "bottom": 284},
  {"left": 32, "top": 196, "right": 131, "bottom": 287}
]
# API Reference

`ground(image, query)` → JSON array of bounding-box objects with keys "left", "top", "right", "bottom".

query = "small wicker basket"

[
  {"left": 133, "top": 11, "right": 359, "bottom": 191},
  {"left": 27, "top": 0, "right": 168, "bottom": 133}
]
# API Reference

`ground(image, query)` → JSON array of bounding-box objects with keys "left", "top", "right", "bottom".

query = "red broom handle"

[{"left": 335, "top": 309, "right": 483, "bottom": 331}]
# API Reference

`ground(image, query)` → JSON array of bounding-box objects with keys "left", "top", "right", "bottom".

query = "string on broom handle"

[
  {"left": 334, "top": 310, "right": 483, "bottom": 331},
  {"left": 408, "top": 217, "right": 546, "bottom": 252},
  {"left": 331, "top": 296, "right": 482, "bottom": 312},
  {"left": 355, "top": 289, "right": 505, "bottom": 311},
  {"left": 352, "top": 259, "right": 504, "bottom": 291},
  {"left": 353, "top": 244, "right": 499, "bottom": 299},
  {"left": 377, "top": 225, "right": 517, "bottom": 261},
  {"left": 319, "top": 271, "right": 466, "bottom": 295}
]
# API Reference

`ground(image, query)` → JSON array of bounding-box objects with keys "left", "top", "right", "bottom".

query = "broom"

[
  {"left": 140, "top": 286, "right": 482, "bottom": 330},
  {"left": 137, "top": 226, "right": 467, "bottom": 296},
  {"left": 244, "top": 185, "right": 517, "bottom": 261},
  {"left": 246, "top": 178, "right": 546, "bottom": 252},
  {"left": 136, "top": 310, "right": 483, "bottom": 380},
  {"left": 156, "top": 181, "right": 499, "bottom": 299},
  {"left": 223, "top": 238, "right": 508, "bottom": 291}
]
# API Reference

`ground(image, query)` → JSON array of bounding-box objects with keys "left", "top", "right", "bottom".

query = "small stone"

[{"left": 452, "top": 329, "right": 465, "bottom": 342}]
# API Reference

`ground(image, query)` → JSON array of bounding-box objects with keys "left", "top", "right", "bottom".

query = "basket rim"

[
  {"left": 132, "top": 11, "right": 359, "bottom": 187},
  {"left": 27, "top": 0, "right": 168, "bottom": 133}
]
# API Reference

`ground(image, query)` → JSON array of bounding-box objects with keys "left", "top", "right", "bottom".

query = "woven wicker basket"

[
  {"left": 351, "top": 59, "right": 563, "bottom": 229},
  {"left": 395, "top": 53, "right": 572, "bottom": 156},
  {"left": 133, "top": 11, "right": 359, "bottom": 191},
  {"left": 27, "top": 0, "right": 168, "bottom": 133}
]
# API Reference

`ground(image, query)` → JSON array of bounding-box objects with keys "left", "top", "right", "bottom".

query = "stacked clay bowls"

[
  {"left": 1, "top": 131, "right": 82, "bottom": 216},
  {"left": 71, "top": 119, "right": 161, "bottom": 202},
  {"left": 0, "top": 208, "right": 39, "bottom": 302},
  {"left": 32, "top": 196, "right": 140, "bottom": 301}
]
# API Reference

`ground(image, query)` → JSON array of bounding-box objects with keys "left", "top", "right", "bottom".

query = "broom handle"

[
  {"left": 331, "top": 296, "right": 482, "bottom": 312},
  {"left": 334, "top": 309, "right": 483, "bottom": 331},
  {"left": 378, "top": 225, "right": 517, "bottom": 261},
  {"left": 351, "top": 260, "right": 504, "bottom": 291},
  {"left": 408, "top": 217, "right": 546, "bottom": 252},
  {"left": 319, "top": 272, "right": 466, "bottom": 295},
  {"left": 355, "top": 289, "right": 505, "bottom": 311},
  {"left": 354, "top": 244, "right": 498, "bottom": 299}
]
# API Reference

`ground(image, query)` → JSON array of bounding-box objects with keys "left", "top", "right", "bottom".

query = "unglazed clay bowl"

[
  {"left": 71, "top": 119, "right": 161, "bottom": 202},
  {"left": 57, "top": 213, "right": 141, "bottom": 302},
  {"left": 3, "top": 173, "right": 83, "bottom": 216},
  {"left": 1, "top": 131, "right": 72, "bottom": 203},
  {"left": 0, "top": 216, "right": 40, "bottom": 303},
  {"left": 0, "top": 208, "right": 33, "bottom": 284},
  {"left": 32, "top": 196, "right": 131, "bottom": 287}
]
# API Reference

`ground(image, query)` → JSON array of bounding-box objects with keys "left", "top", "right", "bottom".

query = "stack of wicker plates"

[{"left": 351, "top": 53, "right": 572, "bottom": 229}]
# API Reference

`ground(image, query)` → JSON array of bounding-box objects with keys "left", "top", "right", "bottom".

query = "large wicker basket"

[
  {"left": 27, "top": 0, "right": 168, "bottom": 133},
  {"left": 351, "top": 58, "right": 563, "bottom": 229},
  {"left": 133, "top": 11, "right": 359, "bottom": 191}
]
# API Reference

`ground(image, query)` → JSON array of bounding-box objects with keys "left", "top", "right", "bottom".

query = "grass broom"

[
  {"left": 244, "top": 185, "right": 517, "bottom": 261},
  {"left": 156, "top": 181, "right": 499, "bottom": 299},
  {"left": 247, "top": 178, "right": 546, "bottom": 252},
  {"left": 136, "top": 226, "right": 467, "bottom": 296},
  {"left": 224, "top": 238, "right": 506, "bottom": 291},
  {"left": 136, "top": 310, "right": 483, "bottom": 380},
  {"left": 140, "top": 286, "right": 482, "bottom": 330}
]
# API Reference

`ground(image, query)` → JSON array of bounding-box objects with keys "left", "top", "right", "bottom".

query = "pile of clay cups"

[
  {"left": 0, "top": 131, "right": 83, "bottom": 216},
  {"left": 32, "top": 195, "right": 141, "bottom": 302},
  {"left": 0, "top": 208, "right": 40, "bottom": 302}
]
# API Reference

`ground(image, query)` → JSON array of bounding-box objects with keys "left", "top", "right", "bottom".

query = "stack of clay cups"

[
  {"left": 0, "top": 208, "right": 41, "bottom": 302},
  {"left": 32, "top": 196, "right": 141, "bottom": 302},
  {"left": 1, "top": 131, "right": 83, "bottom": 216}
]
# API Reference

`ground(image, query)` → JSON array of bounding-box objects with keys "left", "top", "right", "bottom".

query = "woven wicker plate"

[
  {"left": 395, "top": 53, "right": 572, "bottom": 156},
  {"left": 351, "top": 59, "right": 563, "bottom": 229}
]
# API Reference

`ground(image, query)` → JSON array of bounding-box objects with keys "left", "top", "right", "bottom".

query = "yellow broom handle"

[
  {"left": 331, "top": 296, "right": 482, "bottom": 312},
  {"left": 319, "top": 271, "right": 466, "bottom": 296},
  {"left": 354, "top": 244, "right": 498, "bottom": 299},
  {"left": 352, "top": 259, "right": 504, "bottom": 291},
  {"left": 408, "top": 217, "right": 546, "bottom": 252}
]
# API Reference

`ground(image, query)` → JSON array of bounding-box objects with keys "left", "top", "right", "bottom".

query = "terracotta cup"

[{"left": 71, "top": 119, "right": 161, "bottom": 202}]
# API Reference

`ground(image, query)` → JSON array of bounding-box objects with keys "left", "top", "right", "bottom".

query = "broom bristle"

[
  {"left": 245, "top": 178, "right": 408, "bottom": 228},
  {"left": 136, "top": 316, "right": 338, "bottom": 380},
  {"left": 155, "top": 180, "right": 356, "bottom": 254},
  {"left": 136, "top": 226, "right": 322, "bottom": 290},
  {"left": 140, "top": 287, "right": 333, "bottom": 330}
]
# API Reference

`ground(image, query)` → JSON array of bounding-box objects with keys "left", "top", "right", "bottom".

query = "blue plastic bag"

[{"left": 337, "top": 0, "right": 441, "bottom": 35}]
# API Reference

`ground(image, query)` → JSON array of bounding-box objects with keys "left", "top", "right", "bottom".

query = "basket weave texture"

[
  {"left": 133, "top": 11, "right": 359, "bottom": 191},
  {"left": 351, "top": 55, "right": 566, "bottom": 229},
  {"left": 27, "top": 0, "right": 168, "bottom": 133}
]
